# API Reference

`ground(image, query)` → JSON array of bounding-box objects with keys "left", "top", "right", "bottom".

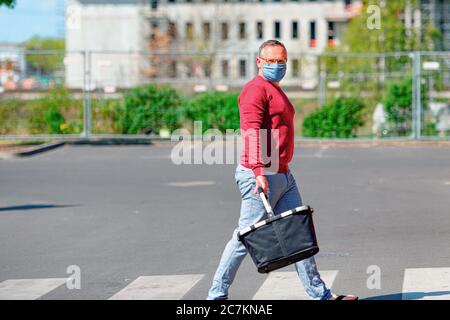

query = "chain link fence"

[{"left": 0, "top": 49, "right": 449, "bottom": 140}]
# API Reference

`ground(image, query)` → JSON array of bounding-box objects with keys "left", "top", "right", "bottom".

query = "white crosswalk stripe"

[
  {"left": 2, "top": 267, "right": 450, "bottom": 300},
  {"left": 252, "top": 270, "right": 338, "bottom": 300},
  {"left": 0, "top": 278, "right": 67, "bottom": 300},
  {"left": 402, "top": 268, "right": 450, "bottom": 300},
  {"left": 109, "top": 274, "right": 204, "bottom": 300}
]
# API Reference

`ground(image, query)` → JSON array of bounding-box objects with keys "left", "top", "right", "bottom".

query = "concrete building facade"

[{"left": 65, "top": 0, "right": 361, "bottom": 90}]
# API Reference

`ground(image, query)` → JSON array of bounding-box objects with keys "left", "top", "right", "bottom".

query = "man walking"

[{"left": 207, "top": 40, "right": 358, "bottom": 301}]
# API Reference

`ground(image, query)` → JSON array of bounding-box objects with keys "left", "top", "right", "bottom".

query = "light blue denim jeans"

[{"left": 207, "top": 164, "right": 332, "bottom": 300}]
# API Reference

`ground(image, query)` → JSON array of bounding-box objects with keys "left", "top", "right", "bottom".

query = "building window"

[
  {"left": 186, "top": 62, "right": 194, "bottom": 78},
  {"left": 169, "top": 60, "right": 177, "bottom": 78},
  {"left": 221, "top": 22, "right": 229, "bottom": 40},
  {"left": 291, "top": 59, "right": 300, "bottom": 77},
  {"left": 150, "top": 21, "right": 158, "bottom": 41},
  {"left": 327, "top": 21, "right": 335, "bottom": 47},
  {"left": 186, "top": 22, "right": 194, "bottom": 40},
  {"left": 309, "top": 20, "right": 316, "bottom": 47},
  {"left": 222, "top": 60, "right": 229, "bottom": 78},
  {"left": 239, "top": 59, "right": 247, "bottom": 78},
  {"left": 151, "top": 0, "right": 158, "bottom": 10},
  {"left": 168, "top": 22, "right": 177, "bottom": 39},
  {"left": 203, "top": 22, "right": 211, "bottom": 41},
  {"left": 204, "top": 62, "right": 211, "bottom": 77},
  {"left": 256, "top": 21, "right": 264, "bottom": 40},
  {"left": 239, "top": 22, "right": 247, "bottom": 40},
  {"left": 292, "top": 21, "right": 299, "bottom": 39},
  {"left": 274, "top": 21, "right": 281, "bottom": 39}
]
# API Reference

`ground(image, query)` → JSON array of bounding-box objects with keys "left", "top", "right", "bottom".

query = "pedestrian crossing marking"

[
  {"left": 109, "top": 274, "right": 204, "bottom": 300},
  {"left": 402, "top": 268, "right": 450, "bottom": 300},
  {"left": 0, "top": 278, "right": 66, "bottom": 300},
  {"left": 252, "top": 270, "right": 338, "bottom": 300},
  {"left": 2, "top": 268, "right": 450, "bottom": 300}
]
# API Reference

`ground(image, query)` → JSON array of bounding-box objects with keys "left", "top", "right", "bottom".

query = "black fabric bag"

[{"left": 237, "top": 187, "right": 319, "bottom": 273}]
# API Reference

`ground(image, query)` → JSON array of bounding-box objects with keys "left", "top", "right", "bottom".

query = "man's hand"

[{"left": 254, "top": 175, "right": 268, "bottom": 195}]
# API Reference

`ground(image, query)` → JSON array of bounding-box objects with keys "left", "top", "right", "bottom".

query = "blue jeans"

[{"left": 207, "top": 164, "right": 332, "bottom": 300}]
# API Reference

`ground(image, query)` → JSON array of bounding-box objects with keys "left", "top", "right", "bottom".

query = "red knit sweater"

[{"left": 238, "top": 75, "right": 295, "bottom": 176}]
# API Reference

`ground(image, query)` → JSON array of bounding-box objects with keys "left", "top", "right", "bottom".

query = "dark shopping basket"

[{"left": 237, "top": 187, "right": 319, "bottom": 273}]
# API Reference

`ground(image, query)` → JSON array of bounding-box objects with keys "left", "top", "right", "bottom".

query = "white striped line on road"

[
  {"left": 314, "top": 146, "right": 329, "bottom": 158},
  {"left": 166, "top": 181, "right": 216, "bottom": 187},
  {"left": 252, "top": 270, "right": 338, "bottom": 300},
  {"left": 0, "top": 278, "right": 66, "bottom": 300},
  {"left": 402, "top": 268, "right": 450, "bottom": 300},
  {"left": 3, "top": 268, "right": 450, "bottom": 300},
  {"left": 109, "top": 274, "right": 204, "bottom": 300}
]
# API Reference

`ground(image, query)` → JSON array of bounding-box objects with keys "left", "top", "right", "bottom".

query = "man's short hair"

[{"left": 258, "top": 40, "right": 286, "bottom": 56}]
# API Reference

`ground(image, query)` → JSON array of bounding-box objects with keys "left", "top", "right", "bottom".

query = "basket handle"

[{"left": 258, "top": 187, "right": 275, "bottom": 218}]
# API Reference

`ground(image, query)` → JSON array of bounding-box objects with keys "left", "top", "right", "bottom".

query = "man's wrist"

[{"left": 252, "top": 167, "right": 265, "bottom": 177}]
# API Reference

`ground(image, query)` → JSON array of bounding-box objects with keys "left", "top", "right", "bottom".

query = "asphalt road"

[{"left": 1, "top": 144, "right": 450, "bottom": 300}]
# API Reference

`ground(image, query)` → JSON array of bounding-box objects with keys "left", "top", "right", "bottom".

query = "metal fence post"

[
  {"left": 87, "top": 50, "right": 92, "bottom": 138},
  {"left": 253, "top": 51, "right": 258, "bottom": 78},
  {"left": 82, "top": 50, "right": 92, "bottom": 138},
  {"left": 318, "top": 70, "right": 326, "bottom": 108},
  {"left": 82, "top": 50, "right": 88, "bottom": 138},
  {"left": 412, "top": 51, "right": 421, "bottom": 140}
]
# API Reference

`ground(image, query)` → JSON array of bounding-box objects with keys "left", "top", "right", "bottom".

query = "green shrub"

[
  {"left": 0, "top": 100, "right": 21, "bottom": 134},
  {"left": 92, "top": 98, "right": 123, "bottom": 134},
  {"left": 120, "top": 84, "right": 183, "bottom": 134},
  {"left": 45, "top": 104, "right": 65, "bottom": 134},
  {"left": 184, "top": 91, "right": 240, "bottom": 133},
  {"left": 29, "top": 87, "right": 81, "bottom": 134},
  {"left": 0, "top": 87, "right": 81, "bottom": 135},
  {"left": 302, "top": 98, "right": 366, "bottom": 138},
  {"left": 383, "top": 78, "right": 413, "bottom": 136}
]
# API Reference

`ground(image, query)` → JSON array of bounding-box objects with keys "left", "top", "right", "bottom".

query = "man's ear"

[{"left": 256, "top": 57, "right": 262, "bottom": 68}]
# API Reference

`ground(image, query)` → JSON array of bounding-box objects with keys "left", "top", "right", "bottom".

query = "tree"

[
  {"left": 320, "top": 0, "right": 439, "bottom": 117},
  {"left": 0, "top": 0, "right": 16, "bottom": 8},
  {"left": 329, "top": 0, "right": 440, "bottom": 54},
  {"left": 24, "top": 36, "right": 65, "bottom": 75},
  {"left": 323, "top": 0, "right": 441, "bottom": 73}
]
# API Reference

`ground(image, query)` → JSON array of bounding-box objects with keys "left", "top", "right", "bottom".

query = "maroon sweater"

[{"left": 238, "top": 75, "right": 295, "bottom": 176}]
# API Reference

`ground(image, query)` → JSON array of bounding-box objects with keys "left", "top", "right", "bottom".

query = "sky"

[{"left": 0, "top": 0, "right": 65, "bottom": 44}]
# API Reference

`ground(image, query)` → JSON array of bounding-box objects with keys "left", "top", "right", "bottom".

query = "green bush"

[
  {"left": 184, "top": 91, "right": 240, "bottom": 133},
  {"left": 92, "top": 98, "right": 123, "bottom": 134},
  {"left": 30, "top": 87, "right": 81, "bottom": 134},
  {"left": 0, "top": 100, "right": 21, "bottom": 134},
  {"left": 120, "top": 84, "right": 183, "bottom": 134},
  {"left": 422, "top": 121, "right": 438, "bottom": 136},
  {"left": 0, "top": 87, "right": 81, "bottom": 135},
  {"left": 383, "top": 78, "right": 413, "bottom": 136},
  {"left": 302, "top": 98, "right": 366, "bottom": 138},
  {"left": 45, "top": 105, "right": 65, "bottom": 134}
]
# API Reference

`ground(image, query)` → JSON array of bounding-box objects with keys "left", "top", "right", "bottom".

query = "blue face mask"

[{"left": 262, "top": 63, "right": 287, "bottom": 82}]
